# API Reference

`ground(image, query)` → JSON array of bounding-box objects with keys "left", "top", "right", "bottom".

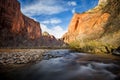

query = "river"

[{"left": 0, "top": 49, "right": 120, "bottom": 80}]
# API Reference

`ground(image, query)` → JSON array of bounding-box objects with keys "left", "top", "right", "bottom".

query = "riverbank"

[
  {"left": 0, "top": 48, "right": 120, "bottom": 65},
  {"left": 0, "top": 49, "right": 120, "bottom": 80},
  {"left": 0, "top": 49, "right": 47, "bottom": 64}
]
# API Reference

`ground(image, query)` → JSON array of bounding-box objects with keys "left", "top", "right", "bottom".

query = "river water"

[{"left": 0, "top": 49, "right": 120, "bottom": 80}]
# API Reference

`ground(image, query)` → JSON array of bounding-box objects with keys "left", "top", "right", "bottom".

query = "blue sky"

[{"left": 18, "top": 0, "right": 98, "bottom": 38}]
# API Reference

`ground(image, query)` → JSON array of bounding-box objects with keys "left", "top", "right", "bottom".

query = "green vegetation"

[
  {"left": 42, "top": 31, "right": 50, "bottom": 36},
  {"left": 69, "top": 33, "right": 120, "bottom": 54},
  {"left": 69, "top": 40, "right": 107, "bottom": 54},
  {"left": 69, "top": 0, "right": 120, "bottom": 54}
]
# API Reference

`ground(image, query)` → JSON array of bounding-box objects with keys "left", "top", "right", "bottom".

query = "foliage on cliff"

[{"left": 68, "top": 0, "right": 120, "bottom": 54}]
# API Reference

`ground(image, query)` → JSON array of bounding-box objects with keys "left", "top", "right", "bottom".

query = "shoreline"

[
  {"left": 0, "top": 49, "right": 119, "bottom": 65},
  {"left": 0, "top": 49, "right": 48, "bottom": 65}
]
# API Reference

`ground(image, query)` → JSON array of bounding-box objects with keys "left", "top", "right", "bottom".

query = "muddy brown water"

[{"left": 0, "top": 49, "right": 120, "bottom": 80}]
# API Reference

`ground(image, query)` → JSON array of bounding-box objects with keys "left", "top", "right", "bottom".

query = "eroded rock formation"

[
  {"left": 0, "top": 0, "right": 42, "bottom": 47},
  {"left": 62, "top": 13, "right": 110, "bottom": 43},
  {"left": 0, "top": 0, "right": 64, "bottom": 48},
  {"left": 62, "top": 0, "right": 110, "bottom": 43},
  {"left": 0, "top": 0, "right": 42, "bottom": 38},
  {"left": 62, "top": 0, "right": 120, "bottom": 53}
]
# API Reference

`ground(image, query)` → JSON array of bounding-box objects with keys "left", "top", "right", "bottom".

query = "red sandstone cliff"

[
  {"left": 0, "top": 0, "right": 41, "bottom": 39},
  {"left": 62, "top": 0, "right": 120, "bottom": 53},
  {"left": 62, "top": 0, "right": 110, "bottom": 43},
  {"left": 0, "top": 0, "right": 65, "bottom": 48},
  {"left": 0, "top": 0, "right": 42, "bottom": 47}
]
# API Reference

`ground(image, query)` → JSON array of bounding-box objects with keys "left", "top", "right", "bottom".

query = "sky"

[{"left": 18, "top": 0, "right": 98, "bottom": 38}]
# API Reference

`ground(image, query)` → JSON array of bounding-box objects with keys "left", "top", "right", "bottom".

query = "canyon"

[
  {"left": 0, "top": 1, "right": 120, "bottom": 79},
  {"left": 0, "top": 0, "right": 63, "bottom": 48},
  {"left": 0, "top": 0, "right": 120, "bottom": 54}
]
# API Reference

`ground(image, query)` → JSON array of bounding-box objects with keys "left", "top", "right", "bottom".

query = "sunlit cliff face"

[{"left": 62, "top": 0, "right": 110, "bottom": 43}]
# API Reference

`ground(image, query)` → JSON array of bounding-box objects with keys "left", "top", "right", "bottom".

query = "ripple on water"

[
  {"left": 0, "top": 49, "right": 120, "bottom": 80},
  {"left": 26, "top": 56, "right": 119, "bottom": 80}
]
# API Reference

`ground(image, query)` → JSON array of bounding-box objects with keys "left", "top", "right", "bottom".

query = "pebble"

[{"left": 0, "top": 49, "right": 47, "bottom": 64}]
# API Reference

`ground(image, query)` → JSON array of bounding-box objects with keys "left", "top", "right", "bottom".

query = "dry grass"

[{"left": 101, "top": 30, "right": 120, "bottom": 48}]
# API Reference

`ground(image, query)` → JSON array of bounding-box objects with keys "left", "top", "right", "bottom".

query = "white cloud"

[
  {"left": 41, "top": 18, "right": 62, "bottom": 24},
  {"left": 22, "top": 0, "right": 67, "bottom": 16},
  {"left": 72, "top": 8, "right": 76, "bottom": 14},
  {"left": 41, "top": 24, "right": 67, "bottom": 38},
  {"left": 68, "top": 1, "right": 77, "bottom": 6}
]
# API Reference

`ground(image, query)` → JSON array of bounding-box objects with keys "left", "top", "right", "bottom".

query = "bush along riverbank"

[
  {"left": 0, "top": 49, "right": 47, "bottom": 64},
  {"left": 69, "top": 40, "right": 120, "bottom": 55}
]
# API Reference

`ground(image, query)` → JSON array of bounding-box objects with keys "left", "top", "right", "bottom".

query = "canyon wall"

[
  {"left": 41, "top": 32, "right": 65, "bottom": 47},
  {"left": 62, "top": 0, "right": 110, "bottom": 43},
  {"left": 0, "top": 0, "right": 42, "bottom": 39},
  {"left": 62, "top": 12, "right": 110, "bottom": 43},
  {"left": 62, "top": 0, "right": 120, "bottom": 53},
  {"left": 0, "top": 0, "right": 64, "bottom": 48}
]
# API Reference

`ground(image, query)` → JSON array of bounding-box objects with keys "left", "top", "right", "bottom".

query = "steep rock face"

[
  {"left": 62, "top": 0, "right": 120, "bottom": 53},
  {"left": 0, "top": 0, "right": 42, "bottom": 47},
  {"left": 23, "top": 15, "right": 41, "bottom": 39},
  {"left": 41, "top": 32, "right": 64, "bottom": 47},
  {"left": 63, "top": 12, "right": 110, "bottom": 43},
  {"left": 62, "top": 0, "right": 111, "bottom": 43}
]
